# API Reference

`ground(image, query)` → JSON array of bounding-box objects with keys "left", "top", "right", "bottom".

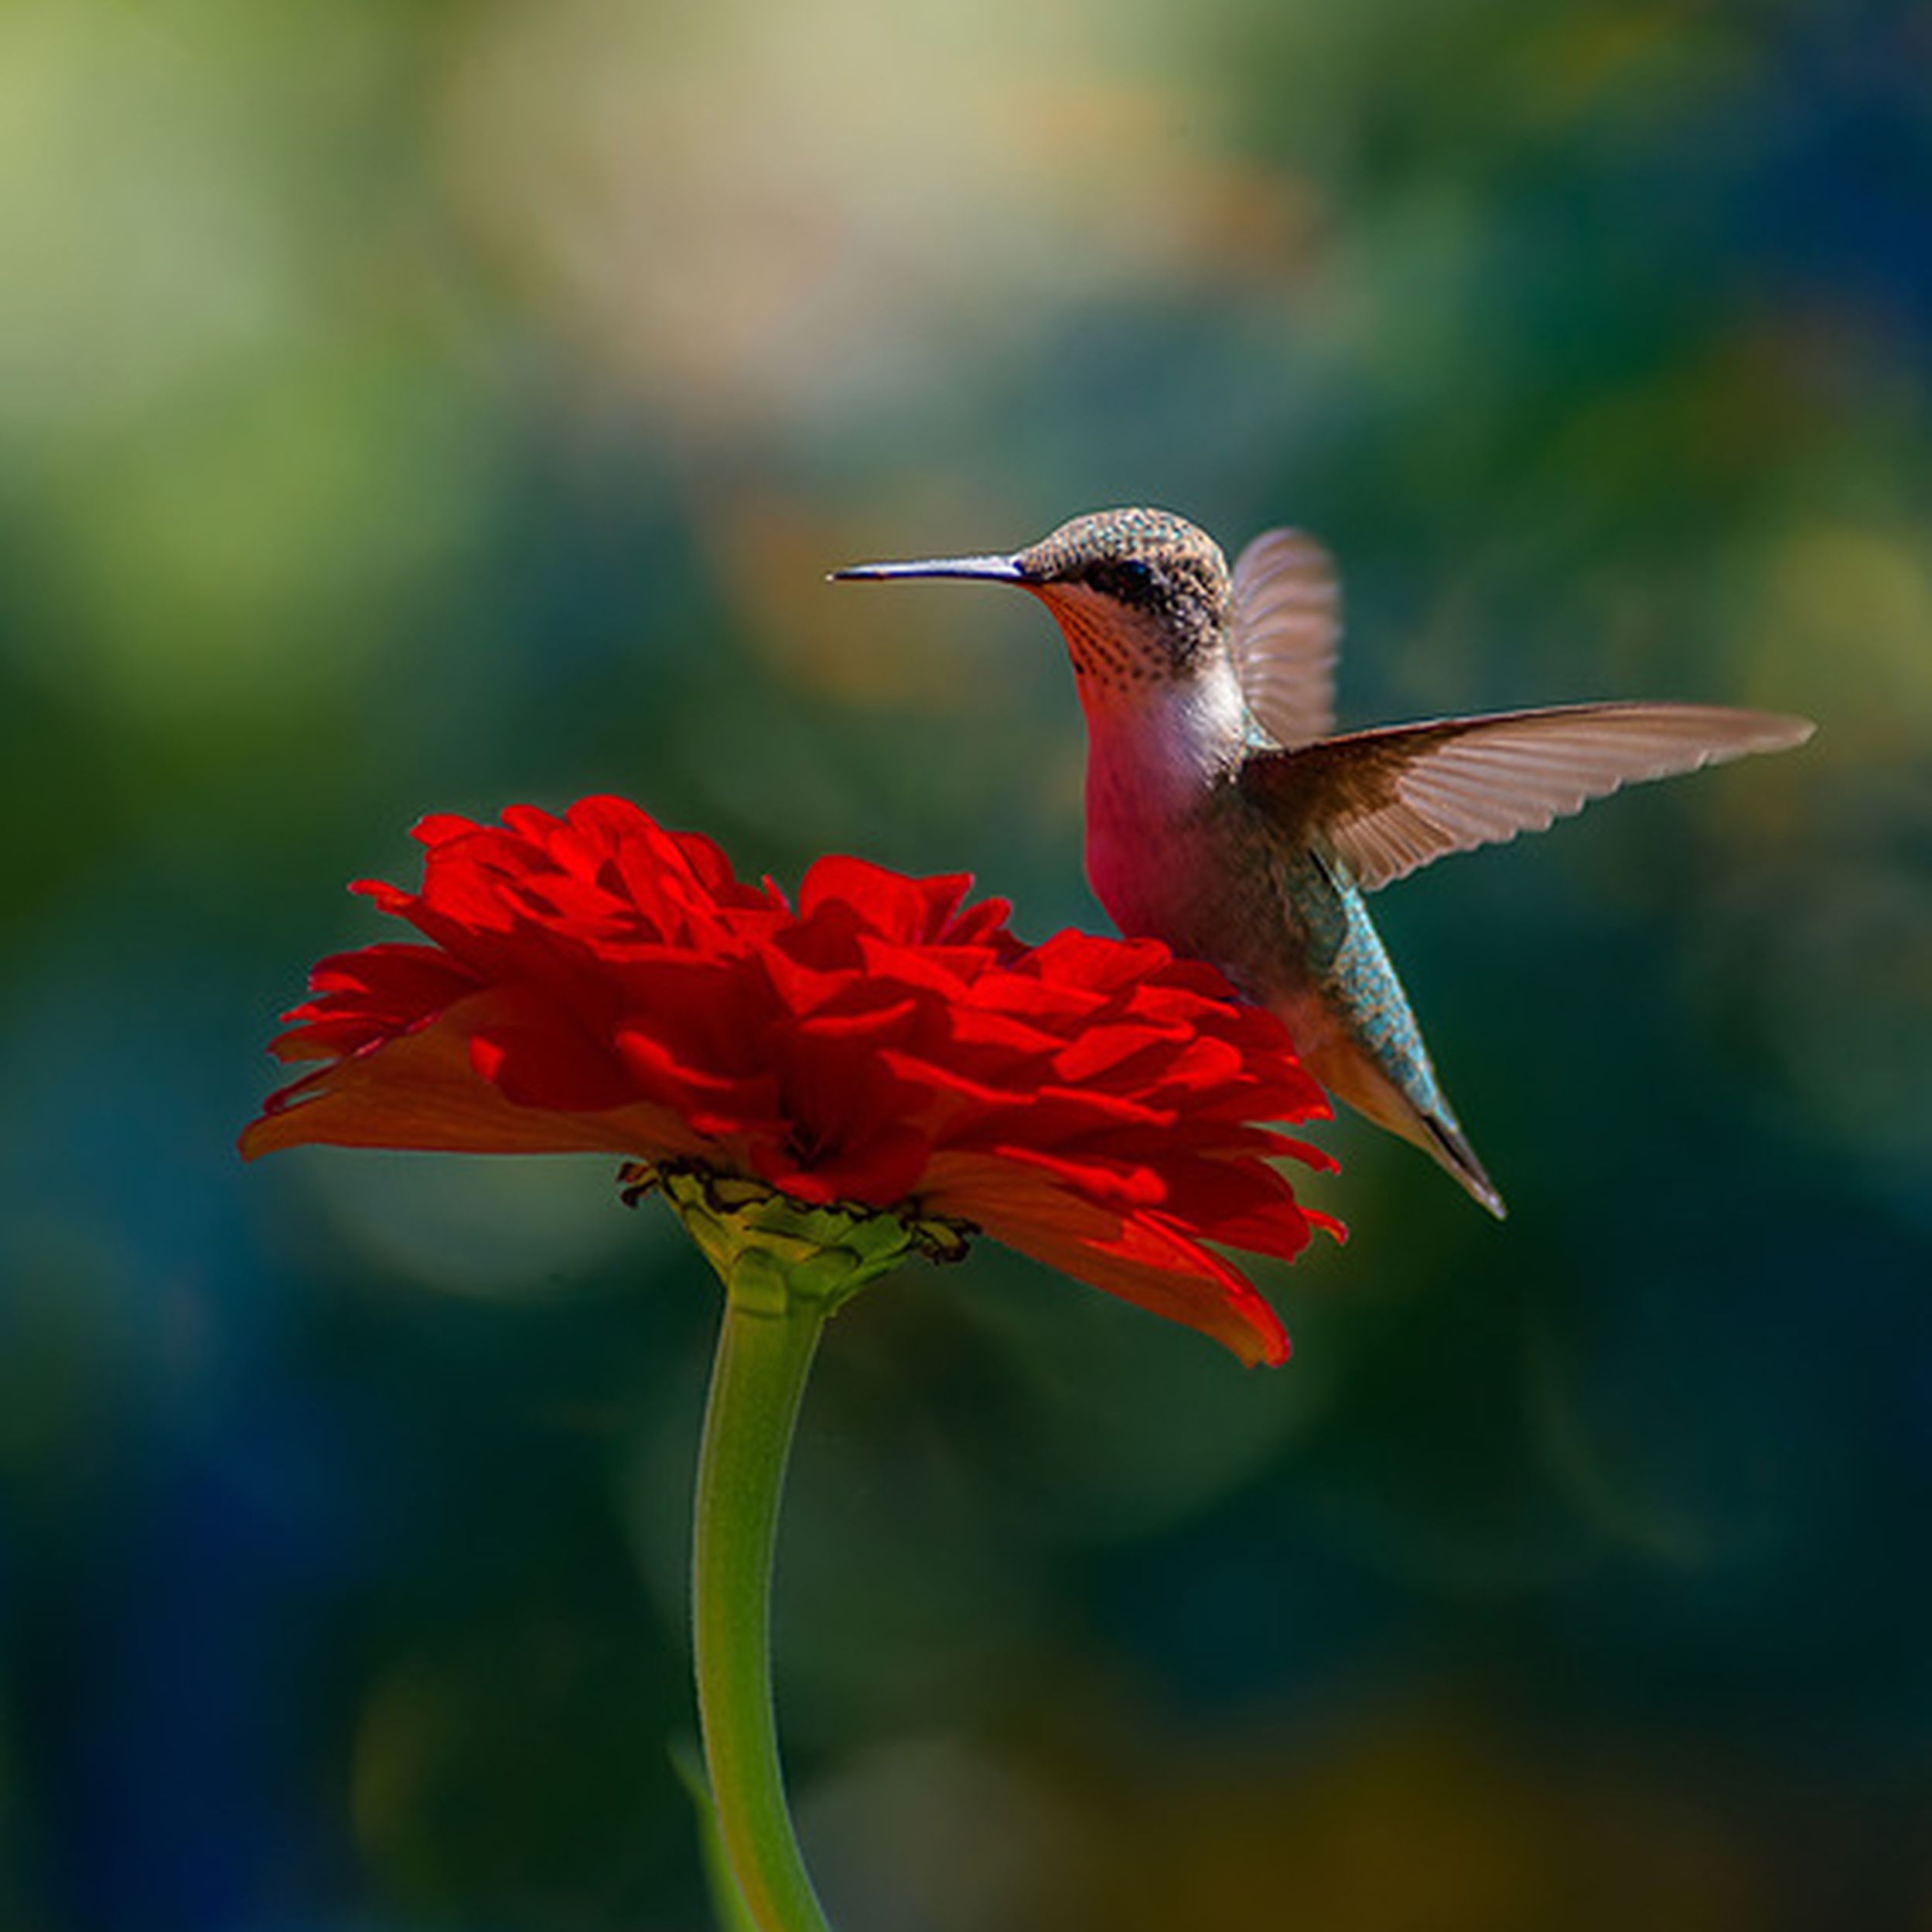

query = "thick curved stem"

[{"left": 691, "top": 1295, "right": 834, "bottom": 1932}]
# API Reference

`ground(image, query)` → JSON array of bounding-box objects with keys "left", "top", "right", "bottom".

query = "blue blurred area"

[{"left": 2, "top": 1, "right": 1928, "bottom": 1927}]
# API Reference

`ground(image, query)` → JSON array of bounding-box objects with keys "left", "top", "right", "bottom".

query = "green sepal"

[{"left": 620, "top": 1161, "right": 971, "bottom": 1316}]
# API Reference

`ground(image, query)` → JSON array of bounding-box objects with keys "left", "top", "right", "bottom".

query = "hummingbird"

[{"left": 834, "top": 507, "right": 1815, "bottom": 1217}]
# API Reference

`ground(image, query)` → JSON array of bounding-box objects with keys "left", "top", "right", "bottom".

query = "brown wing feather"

[
  {"left": 1228, "top": 527, "right": 1341, "bottom": 748},
  {"left": 1242, "top": 702, "right": 1815, "bottom": 891}
]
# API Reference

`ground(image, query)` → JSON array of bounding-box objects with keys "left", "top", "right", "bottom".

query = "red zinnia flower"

[{"left": 242, "top": 798, "right": 1341, "bottom": 1364}]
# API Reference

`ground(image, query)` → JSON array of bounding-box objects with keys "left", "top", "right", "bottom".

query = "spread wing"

[
  {"left": 1241, "top": 702, "right": 1815, "bottom": 891},
  {"left": 1228, "top": 527, "right": 1341, "bottom": 748}
]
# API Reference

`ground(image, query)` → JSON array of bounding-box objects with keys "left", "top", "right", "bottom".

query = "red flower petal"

[
  {"left": 242, "top": 988, "right": 703, "bottom": 1162},
  {"left": 244, "top": 801, "right": 1342, "bottom": 1360},
  {"left": 919, "top": 1152, "right": 1290, "bottom": 1367},
  {"left": 798, "top": 855, "right": 975, "bottom": 942}
]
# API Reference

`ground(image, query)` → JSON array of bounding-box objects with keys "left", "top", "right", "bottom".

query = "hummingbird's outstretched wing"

[
  {"left": 1228, "top": 529, "right": 1341, "bottom": 748},
  {"left": 1241, "top": 702, "right": 1815, "bottom": 890}
]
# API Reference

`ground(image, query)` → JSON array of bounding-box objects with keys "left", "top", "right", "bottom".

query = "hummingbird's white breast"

[{"left": 1074, "top": 643, "right": 1252, "bottom": 952}]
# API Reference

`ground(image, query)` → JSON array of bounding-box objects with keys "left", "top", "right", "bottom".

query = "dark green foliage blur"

[{"left": 2, "top": 0, "right": 1927, "bottom": 1926}]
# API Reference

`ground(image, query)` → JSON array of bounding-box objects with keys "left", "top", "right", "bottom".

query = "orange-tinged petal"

[
  {"left": 241, "top": 991, "right": 701, "bottom": 1162},
  {"left": 918, "top": 1151, "right": 1293, "bottom": 1366}
]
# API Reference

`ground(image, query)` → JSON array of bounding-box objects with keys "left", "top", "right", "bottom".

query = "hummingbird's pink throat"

[
  {"left": 1033, "top": 583, "right": 1190, "bottom": 693},
  {"left": 1027, "top": 587, "right": 1143, "bottom": 695}
]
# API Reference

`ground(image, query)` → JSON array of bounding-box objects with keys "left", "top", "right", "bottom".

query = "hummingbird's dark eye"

[{"left": 1091, "top": 556, "right": 1159, "bottom": 604}]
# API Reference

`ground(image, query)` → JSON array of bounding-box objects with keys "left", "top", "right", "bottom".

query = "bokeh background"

[{"left": 3, "top": 0, "right": 1929, "bottom": 1926}]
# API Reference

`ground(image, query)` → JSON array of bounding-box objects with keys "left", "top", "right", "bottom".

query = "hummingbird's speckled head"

[{"left": 834, "top": 507, "right": 1232, "bottom": 694}]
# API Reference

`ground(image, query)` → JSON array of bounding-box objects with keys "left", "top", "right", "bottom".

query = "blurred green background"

[{"left": 2, "top": 0, "right": 1929, "bottom": 1926}]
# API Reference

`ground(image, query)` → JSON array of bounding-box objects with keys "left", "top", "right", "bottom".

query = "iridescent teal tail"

[
  {"left": 1293, "top": 858, "right": 1507, "bottom": 1219},
  {"left": 1417, "top": 1110, "right": 1506, "bottom": 1220}
]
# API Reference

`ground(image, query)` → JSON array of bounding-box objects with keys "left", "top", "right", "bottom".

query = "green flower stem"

[
  {"left": 647, "top": 1163, "right": 967, "bottom": 1932},
  {"left": 691, "top": 1291, "right": 834, "bottom": 1932}
]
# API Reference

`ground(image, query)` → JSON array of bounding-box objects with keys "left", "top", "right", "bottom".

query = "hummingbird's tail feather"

[
  {"left": 1298, "top": 1019, "right": 1508, "bottom": 1219},
  {"left": 1420, "top": 1114, "right": 1507, "bottom": 1220}
]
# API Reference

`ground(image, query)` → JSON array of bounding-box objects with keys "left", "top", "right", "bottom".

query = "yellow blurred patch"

[
  {"left": 1072, "top": 1702, "right": 1760, "bottom": 1932},
  {"left": 1736, "top": 524, "right": 1932, "bottom": 747}
]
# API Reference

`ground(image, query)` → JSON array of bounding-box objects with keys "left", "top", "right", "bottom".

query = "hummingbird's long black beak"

[{"left": 829, "top": 553, "right": 1025, "bottom": 585}]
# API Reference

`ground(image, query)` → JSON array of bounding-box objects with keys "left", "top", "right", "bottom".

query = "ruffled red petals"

[{"left": 244, "top": 797, "right": 1340, "bottom": 1363}]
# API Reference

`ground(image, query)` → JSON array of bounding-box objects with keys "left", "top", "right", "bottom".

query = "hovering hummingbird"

[{"left": 833, "top": 507, "right": 1814, "bottom": 1217}]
